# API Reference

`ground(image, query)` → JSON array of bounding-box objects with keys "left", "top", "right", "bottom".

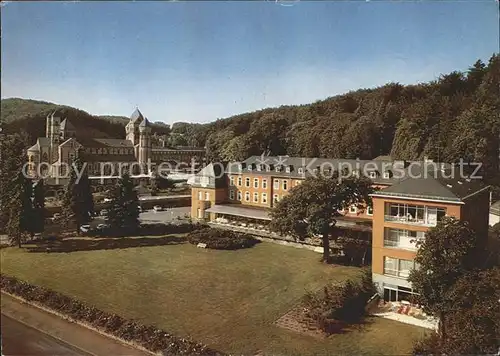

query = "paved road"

[
  {"left": 1, "top": 314, "right": 90, "bottom": 356},
  {"left": 139, "top": 206, "right": 191, "bottom": 224}
]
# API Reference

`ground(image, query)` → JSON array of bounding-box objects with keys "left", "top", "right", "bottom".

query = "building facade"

[
  {"left": 189, "top": 155, "right": 490, "bottom": 301},
  {"left": 26, "top": 109, "right": 206, "bottom": 183}
]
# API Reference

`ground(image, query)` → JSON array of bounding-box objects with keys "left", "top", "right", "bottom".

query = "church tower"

[
  {"left": 46, "top": 111, "right": 61, "bottom": 163},
  {"left": 126, "top": 108, "right": 144, "bottom": 145},
  {"left": 138, "top": 117, "right": 152, "bottom": 174}
]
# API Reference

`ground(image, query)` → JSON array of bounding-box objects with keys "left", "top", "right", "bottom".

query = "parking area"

[{"left": 139, "top": 206, "right": 191, "bottom": 224}]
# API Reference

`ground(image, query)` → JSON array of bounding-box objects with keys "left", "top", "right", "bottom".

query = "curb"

[
  {"left": 1, "top": 291, "right": 159, "bottom": 356},
  {"left": 1, "top": 312, "right": 96, "bottom": 356}
]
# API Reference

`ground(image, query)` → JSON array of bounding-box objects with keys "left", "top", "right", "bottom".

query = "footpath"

[{"left": 1, "top": 293, "right": 150, "bottom": 356}]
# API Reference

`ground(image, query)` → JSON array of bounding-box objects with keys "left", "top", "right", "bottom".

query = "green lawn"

[{"left": 1, "top": 237, "right": 426, "bottom": 355}]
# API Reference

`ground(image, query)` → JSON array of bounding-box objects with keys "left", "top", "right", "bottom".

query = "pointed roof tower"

[
  {"left": 130, "top": 108, "right": 144, "bottom": 123},
  {"left": 60, "top": 118, "right": 76, "bottom": 131}
]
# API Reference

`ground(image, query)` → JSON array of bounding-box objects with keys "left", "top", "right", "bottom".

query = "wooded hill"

[
  {"left": 0, "top": 98, "right": 171, "bottom": 143},
  {"left": 2, "top": 55, "right": 499, "bottom": 189},
  {"left": 181, "top": 55, "right": 500, "bottom": 188}
]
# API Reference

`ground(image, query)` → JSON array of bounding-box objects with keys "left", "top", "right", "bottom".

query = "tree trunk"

[
  {"left": 322, "top": 232, "right": 330, "bottom": 263},
  {"left": 18, "top": 235, "right": 21, "bottom": 248},
  {"left": 439, "top": 311, "right": 446, "bottom": 343}
]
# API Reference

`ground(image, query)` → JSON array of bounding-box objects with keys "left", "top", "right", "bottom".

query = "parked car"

[
  {"left": 100, "top": 209, "right": 108, "bottom": 216},
  {"left": 153, "top": 205, "right": 163, "bottom": 212},
  {"left": 96, "top": 223, "right": 110, "bottom": 230},
  {"left": 80, "top": 224, "right": 91, "bottom": 233}
]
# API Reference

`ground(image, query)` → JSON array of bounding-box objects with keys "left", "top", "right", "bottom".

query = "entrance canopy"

[{"left": 206, "top": 205, "right": 272, "bottom": 221}]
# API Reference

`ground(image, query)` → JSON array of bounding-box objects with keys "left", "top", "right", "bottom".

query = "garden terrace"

[{"left": 1, "top": 239, "right": 425, "bottom": 355}]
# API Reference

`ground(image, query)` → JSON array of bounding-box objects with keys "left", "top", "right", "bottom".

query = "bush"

[
  {"left": 89, "top": 223, "right": 208, "bottom": 238},
  {"left": 187, "top": 228, "right": 259, "bottom": 250},
  {"left": 302, "top": 268, "right": 376, "bottom": 333},
  {"left": 0, "top": 275, "right": 224, "bottom": 356}
]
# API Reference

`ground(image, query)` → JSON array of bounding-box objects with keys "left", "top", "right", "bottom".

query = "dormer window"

[
  {"left": 369, "top": 171, "right": 377, "bottom": 179},
  {"left": 248, "top": 164, "right": 252, "bottom": 171},
  {"left": 298, "top": 167, "right": 304, "bottom": 175},
  {"left": 275, "top": 166, "right": 282, "bottom": 172},
  {"left": 285, "top": 166, "right": 291, "bottom": 173},
  {"left": 238, "top": 164, "right": 243, "bottom": 171},
  {"left": 266, "top": 165, "right": 271, "bottom": 172},
  {"left": 353, "top": 170, "right": 359, "bottom": 178},
  {"left": 257, "top": 165, "right": 262, "bottom": 172},
  {"left": 383, "top": 171, "right": 390, "bottom": 179}
]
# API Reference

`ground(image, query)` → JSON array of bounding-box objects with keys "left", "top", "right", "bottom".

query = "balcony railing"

[
  {"left": 383, "top": 239, "right": 419, "bottom": 250},
  {"left": 384, "top": 215, "right": 436, "bottom": 227}
]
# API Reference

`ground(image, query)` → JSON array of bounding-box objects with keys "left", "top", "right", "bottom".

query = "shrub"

[
  {"left": 0, "top": 275, "right": 224, "bottom": 356},
  {"left": 187, "top": 228, "right": 259, "bottom": 250},
  {"left": 302, "top": 268, "right": 376, "bottom": 333}
]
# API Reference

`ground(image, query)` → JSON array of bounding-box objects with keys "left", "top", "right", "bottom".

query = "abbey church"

[{"left": 26, "top": 108, "right": 205, "bottom": 180}]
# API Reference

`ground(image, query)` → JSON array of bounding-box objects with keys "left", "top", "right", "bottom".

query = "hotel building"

[{"left": 190, "top": 155, "right": 490, "bottom": 302}]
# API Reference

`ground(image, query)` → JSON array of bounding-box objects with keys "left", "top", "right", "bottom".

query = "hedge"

[
  {"left": 88, "top": 222, "right": 208, "bottom": 238},
  {"left": 0, "top": 275, "right": 224, "bottom": 356},
  {"left": 301, "top": 268, "right": 376, "bottom": 334},
  {"left": 187, "top": 228, "right": 259, "bottom": 250}
]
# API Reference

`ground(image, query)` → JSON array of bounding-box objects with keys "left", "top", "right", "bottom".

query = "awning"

[{"left": 205, "top": 205, "right": 271, "bottom": 221}]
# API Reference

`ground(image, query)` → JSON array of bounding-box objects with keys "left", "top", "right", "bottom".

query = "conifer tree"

[
  {"left": 107, "top": 171, "right": 140, "bottom": 233},
  {"left": 61, "top": 152, "right": 94, "bottom": 234},
  {"left": 32, "top": 179, "right": 46, "bottom": 234}
]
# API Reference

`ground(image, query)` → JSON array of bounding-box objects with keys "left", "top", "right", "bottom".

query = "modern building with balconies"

[{"left": 370, "top": 170, "right": 490, "bottom": 302}]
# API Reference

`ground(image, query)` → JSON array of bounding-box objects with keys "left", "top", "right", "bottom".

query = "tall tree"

[
  {"left": 408, "top": 217, "right": 481, "bottom": 342},
  {"left": 6, "top": 171, "right": 33, "bottom": 247},
  {"left": 31, "top": 179, "right": 46, "bottom": 235},
  {"left": 61, "top": 153, "right": 94, "bottom": 234},
  {"left": 107, "top": 172, "right": 140, "bottom": 233},
  {"left": 270, "top": 173, "right": 373, "bottom": 262}
]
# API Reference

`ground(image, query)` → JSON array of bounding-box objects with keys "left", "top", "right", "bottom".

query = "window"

[
  {"left": 295, "top": 180, "right": 302, "bottom": 186},
  {"left": 244, "top": 191, "right": 250, "bottom": 202},
  {"left": 285, "top": 166, "right": 291, "bottom": 173},
  {"left": 349, "top": 205, "right": 357, "bottom": 214},
  {"left": 273, "top": 179, "right": 280, "bottom": 189},
  {"left": 384, "top": 257, "right": 398, "bottom": 276},
  {"left": 298, "top": 167, "right": 304, "bottom": 174},
  {"left": 369, "top": 171, "right": 377, "bottom": 179},
  {"left": 253, "top": 192, "right": 259, "bottom": 203},
  {"left": 262, "top": 193, "right": 268, "bottom": 204},
  {"left": 245, "top": 177, "right": 250, "bottom": 187},
  {"left": 275, "top": 166, "right": 282, "bottom": 172},
  {"left": 230, "top": 176, "right": 235, "bottom": 186},
  {"left": 367, "top": 206, "right": 373, "bottom": 216},
  {"left": 257, "top": 165, "right": 262, "bottom": 172},
  {"left": 229, "top": 190, "right": 235, "bottom": 200},
  {"left": 248, "top": 165, "right": 253, "bottom": 171},
  {"left": 237, "top": 176, "right": 242, "bottom": 186},
  {"left": 384, "top": 257, "right": 417, "bottom": 278},
  {"left": 282, "top": 180, "right": 288, "bottom": 190},
  {"left": 273, "top": 194, "right": 279, "bottom": 203},
  {"left": 198, "top": 191, "right": 203, "bottom": 200},
  {"left": 237, "top": 191, "right": 242, "bottom": 201},
  {"left": 262, "top": 179, "right": 267, "bottom": 189},
  {"left": 253, "top": 178, "right": 259, "bottom": 188},
  {"left": 205, "top": 192, "right": 210, "bottom": 201},
  {"left": 383, "top": 172, "right": 390, "bottom": 179},
  {"left": 384, "top": 228, "right": 425, "bottom": 250},
  {"left": 238, "top": 164, "right": 243, "bottom": 171}
]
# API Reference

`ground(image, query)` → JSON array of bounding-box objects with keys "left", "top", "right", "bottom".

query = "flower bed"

[
  {"left": 301, "top": 269, "right": 375, "bottom": 334},
  {"left": 0, "top": 274, "right": 224, "bottom": 356},
  {"left": 187, "top": 228, "right": 259, "bottom": 250}
]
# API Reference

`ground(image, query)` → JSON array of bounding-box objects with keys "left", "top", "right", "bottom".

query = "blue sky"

[{"left": 2, "top": 1, "right": 498, "bottom": 124}]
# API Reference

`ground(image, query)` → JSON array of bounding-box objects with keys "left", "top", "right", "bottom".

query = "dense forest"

[
  {"left": 0, "top": 98, "right": 171, "bottom": 143},
  {"left": 2, "top": 55, "right": 499, "bottom": 189}
]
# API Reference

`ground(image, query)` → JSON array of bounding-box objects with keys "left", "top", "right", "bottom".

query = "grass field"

[{"left": 1, "top": 237, "right": 426, "bottom": 355}]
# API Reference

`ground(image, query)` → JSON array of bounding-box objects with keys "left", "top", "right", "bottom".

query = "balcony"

[{"left": 385, "top": 204, "right": 446, "bottom": 227}]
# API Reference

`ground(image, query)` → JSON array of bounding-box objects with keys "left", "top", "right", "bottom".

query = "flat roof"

[{"left": 206, "top": 205, "right": 271, "bottom": 221}]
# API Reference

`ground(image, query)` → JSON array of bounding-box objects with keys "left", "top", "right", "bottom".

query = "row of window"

[
  {"left": 197, "top": 191, "right": 211, "bottom": 201},
  {"left": 384, "top": 228, "right": 425, "bottom": 250},
  {"left": 383, "top": 257, "right": 419, "bottom": 279},
  {"left": 229, "top": 176, "right": 302, "bottom": 190},
  {"left": 237, "top": 163, "right": 392, "bottom": 179},
  {"left": 341, "top": 205, "right": 373, "bottom": 215},
  {"left": 85, "top": 148, "right": 133, "bottom": 155},
  {"left": 229, "top": 190, "right": 283, "bottom": 204}
]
